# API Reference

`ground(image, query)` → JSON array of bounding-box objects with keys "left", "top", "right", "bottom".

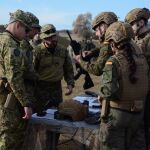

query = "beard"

[
  {"left": 133, "top": 29, "right": 138, "bottom": 36},
  {"left": 45, "top": 40, "right": 57, "bottom": 49},
  {"left": 99, "top": 34, "right": 105, "bottom": 42}
]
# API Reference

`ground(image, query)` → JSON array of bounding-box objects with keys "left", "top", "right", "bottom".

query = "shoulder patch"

[
  {"left": 106, "top": 61, "right": 112, "bottom": 65},
  {"left": 13, "top": 48, "right": 20, "bottom": 57}
]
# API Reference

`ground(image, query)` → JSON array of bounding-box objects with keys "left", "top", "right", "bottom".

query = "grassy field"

[{"left": 62, "top": 74, "right": 100, "bottom": 100}]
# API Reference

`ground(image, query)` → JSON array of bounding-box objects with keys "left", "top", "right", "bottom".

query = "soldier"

[
  {"left": 125, "top": 8, "right": 150, "bottom": 64},
  {"left": 33, "top": 24, "right": 74, "bottom": 112},
  {"left": 26, "top": 12, "right": 41, "bottom": 48},
  {"left": 0, "top": 10, "right": 33, "bottom": 150},
  {"left": 74, "top": 12, "right": 118, "bottom": 76},
  {"left": 99, "top": 21, "right": 149, "bottom": 150},
  {"left": 20, "top": 12, "right": 41, "bottom": 110},
  {"left": 125, "top": 8, "right": 150, "bottom": 148}
]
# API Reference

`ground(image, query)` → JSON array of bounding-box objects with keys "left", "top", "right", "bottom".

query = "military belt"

[{"left": 110, "top": 100, "right": 144, "bottom": 112}]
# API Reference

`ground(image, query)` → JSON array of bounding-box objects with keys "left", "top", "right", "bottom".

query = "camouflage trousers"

[
  {"left": 0, "top": 105, "right": 28, "bottom": 150},
  {"left": 99, "top": 108, "right": 146, "bottom": 150},
  {"left": 34, "top": 80, "right": 63, "bottom": 112}
]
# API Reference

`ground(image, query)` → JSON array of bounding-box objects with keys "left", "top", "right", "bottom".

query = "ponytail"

[{"left": 122, "top": 43, "right": 137, "bottom": 84}]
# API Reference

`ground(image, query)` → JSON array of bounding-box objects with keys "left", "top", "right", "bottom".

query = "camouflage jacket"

[
  {"left": 100, "top": 51, "right": 149, "bottom": 101},
  {"left": 0, "top": 31, "right": 32, "bottom": 107},
  {"left": 33, "top": 43, "right": 74, "bottom": 86},
  {"left": 100, "top": 55, "right": 120, "bottom": 101},
  {"left": 20, "top": 39, "right": 38, "bottom": 81},
  {"left": 80, "top": 43, "right": 112, "bottom": 76}
]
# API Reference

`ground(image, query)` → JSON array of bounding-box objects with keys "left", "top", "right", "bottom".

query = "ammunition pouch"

[
  {"left": 101, "top": 100, "right": 110, "bottom": 118},
  {"left": 110, "top": 100, "right": 144, "bottom": 112},
  {"left": 0, "top": 78, "right": 17, "bottom": 110},
  {"left": 4, "top": 92, "right": 17, "bottom": 110}
]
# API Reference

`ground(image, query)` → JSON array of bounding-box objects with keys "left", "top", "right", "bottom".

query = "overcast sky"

[{"left": 0, "top": 0, "right": 150, "bottom": 30}]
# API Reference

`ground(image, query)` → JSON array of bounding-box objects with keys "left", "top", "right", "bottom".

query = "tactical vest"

[
  {"left": 130, "top": 39, "right": 143, "bottom": 55},
  {"left": 135, "top": 32, "right": 150, "bottom": 66},
  {"left": 110, "top": 53, "right": 149, "bottom": 112}
]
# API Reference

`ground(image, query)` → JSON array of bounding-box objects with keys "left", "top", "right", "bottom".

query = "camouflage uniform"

[
  {"left": 33, "top": 24, "right": 74, "bottom": 111},
  {"left": 125, "top": 8, "right": 150, "bottom": 65},
  {"left": 99, "top": 22, "right": 149, "bottom": 150},
  {"left": 0, "top": 10, "right": 32, "bottom": 150},
  {"left": 26, "top": 12, "right": 41, "bottom": 48},
  {"left": 20, "top": 12, "right": 40, "bottom": 109},
  {"left": 125, "top": 8, "right": 150, "bottom": 149},
  {"left": 80, "top": 12, "right": 118, "bottom": 76}
]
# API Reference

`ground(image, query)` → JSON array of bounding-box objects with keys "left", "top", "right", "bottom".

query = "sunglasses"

[{"left": 44, "top": 28, "right": 56, "bottom": 34}]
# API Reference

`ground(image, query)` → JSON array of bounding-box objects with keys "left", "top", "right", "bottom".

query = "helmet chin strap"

[
  {"left": 135, "top": 22, "right": 144, "bottom": 36},
  {"left": 98, "top": 26, "right": 105, "bottom": 42}
]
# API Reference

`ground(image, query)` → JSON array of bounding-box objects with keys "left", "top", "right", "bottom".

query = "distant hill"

[{"left": 58, "top": 30, "right": 82, "bottom": 42}]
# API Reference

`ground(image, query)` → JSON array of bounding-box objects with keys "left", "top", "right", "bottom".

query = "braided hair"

[{"left": 117, "top": 41, "right": 137, "bottom": 84}]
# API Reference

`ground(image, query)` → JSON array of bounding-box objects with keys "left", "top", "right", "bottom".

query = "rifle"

[
  {"left": 66, "top": 30, "right": 94, "bottom": 89},
  {"left": 66, "top": 30, "right": 99, "bottom": 60}
]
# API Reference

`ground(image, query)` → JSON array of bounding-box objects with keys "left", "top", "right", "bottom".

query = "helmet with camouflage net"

[
  {"left": 40, "top": 24, "right": 56, "bottom": 39},
  {"left": 125, "top": 8, "right": 150, "bottom": 24},
  {"left": 9, "top": 9, "right": 30, "bottom": 29},
  {"left": 26, "top": 12, "right": 41, "bottom": 28},
  {"left": 92, "top": 12, "right": 118, "bottom": 30},
  {"left": 105, "top": 21, "right": 134, "bottom": 44}
]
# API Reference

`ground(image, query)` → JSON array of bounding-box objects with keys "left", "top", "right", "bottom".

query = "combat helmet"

[
  {"left": 40, "top": 24, "right": 56, "bottom": 39},
  {"left": 9, "top": 9, "right": 30, "bottom": 30},
  {"left": 125, "top": 8, "right": 150, "bottom": 24},
  {"left": 26, "top": 12, "right": 41, "bottom": 28},
  {"left": 105, "top": 21, "right": 134, "bottom": 44},
  {"left": 92, "top": 12, "right": 118, "bottom": 30}
]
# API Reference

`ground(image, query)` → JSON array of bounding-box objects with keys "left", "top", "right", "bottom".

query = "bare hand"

[
  {"left": 22, "top": 107, "right": 32, "bottom": 120},
  {"left": 97, "top": 96, "right": 103, "bottom": 104},
  {"left": 65, "top": 85, "right": 73, "bottom": 95},
  {"left": 73, "top": 55, "right": 81, "bottom": 64}
]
